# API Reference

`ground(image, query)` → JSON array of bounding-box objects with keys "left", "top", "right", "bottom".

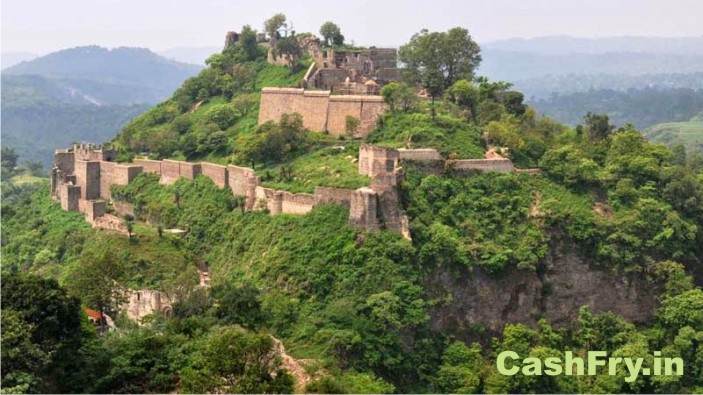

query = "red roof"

[{"left": 84, "top": 307, "right": 103, "bottom": 320}]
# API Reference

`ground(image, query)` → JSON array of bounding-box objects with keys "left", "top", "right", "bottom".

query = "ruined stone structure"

[
  {"left": 52, "top": 143, "right": 535, "bottom": 239},
  {"left": 123, "top": 289, "right": 172, "bottom": 323},
  {"left": 305, "top": 46, "right": 400, "bottom": 94},
  {"left": 258, "top": 87, "right": 386, "bottom": 137},
  {"left": 261, "top": 31, "right": 400, "bottom": 94}
]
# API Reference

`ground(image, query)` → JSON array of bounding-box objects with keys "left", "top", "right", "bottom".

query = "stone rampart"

[
  {"left": 258, "top": 88, "right": 386, "bottom": 137},
  {"left": 448, "top": 159, "right": 515, "bottom": 173},
  {"left": 397, "top": 148, "right": 442, "bottom": 161},
  {"left": 123, "top": 289, "right": 172, "bottom": 322},
  {"left": 179, "top": 162, "right": 202, "bottom": 180},
  {"left": 59, "top": 184, "right": 80, "bottom": 212},
  {"left": 281, "top": 192, "right": 315, "bottom": 215},
  {"left": 160, "top": 160, "right": 181, "bottom": 184},
  {"left": 113, "top": 164, "right": 143, "bottom": 185},
  {"left": 201, "top": 163, "right": 228, "bottom": 188},
  {"left": 358, "top": 144, "right": 400, "bottom": 178},
  {"left": 134, "top": 159, "right": 162, "bottom": 175},
  {"left": 349, "top": 187, "right": 380, "bottom": 230},
  {"left": 75, "top": 160, "right": 101, "bottom": 200},
  {"left": 314, "top": 187, "right": 353, "bottom": 208},
  {"left": 52, "top": 142, "right": 536, "bottom": 242},
  {"left": 79, "top": 199, "right": 107, "bottom": 221}
]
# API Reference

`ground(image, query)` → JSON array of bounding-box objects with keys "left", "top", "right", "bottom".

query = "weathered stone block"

[
  {"left": 201, "top": 162, "right": 228, "bottom": 188},
  {"left": 160, "top": 160, "right": 181, "bottom": 184}
]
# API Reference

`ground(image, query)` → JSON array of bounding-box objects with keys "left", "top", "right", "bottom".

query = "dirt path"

[{"left": 271, "top": 336, "right": 312, "bottom": 393}]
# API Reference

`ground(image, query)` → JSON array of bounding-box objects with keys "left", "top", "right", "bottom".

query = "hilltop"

[
  {"left": 2, "top": 16, "right": 703, "bottom": 394},
  {"left": 1, "top": 46, "right": 202, "bottom": 168}
]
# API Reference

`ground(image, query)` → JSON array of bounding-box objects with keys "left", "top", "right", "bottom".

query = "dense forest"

[{"left": 2, "top": 15, "right": 703, "bottom": 394}]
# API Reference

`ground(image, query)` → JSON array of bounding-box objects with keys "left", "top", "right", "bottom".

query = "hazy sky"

[{"left": 3, "top": 0, "right": 703, "bottom": 53}]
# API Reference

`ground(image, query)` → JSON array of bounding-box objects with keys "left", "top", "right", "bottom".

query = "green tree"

[
  {"left": 238, "top": 25, "right": 259, "bottom": 61},
  {"left": 319, "top": 21, "right": 344, "bottom": 46},
  {"left": 380, "top": 82, "right": 418, "bottom": 112},
  {"left": 264, "top": 13, "right": 287, "bottom": 40},
  {"left": 434, "top": 341, "right": 483, "bottom": 393},
  {"left": 179, "top": 327, "right": 294, "bottom": 393},
  {"left": 584, "top": 112, "right": 614, "bottom": 141},
  {"left": 65, "top": 237, "right": 127, "bottom": 331},
  {"left": 447, "top": 79, "right": 480, "bottom": 120},
  {"left": 1, "top": 274, "right": 95, "bottom": 393},
  {"left": 399, "top": 27, "right": 481, "bottom": 99}
]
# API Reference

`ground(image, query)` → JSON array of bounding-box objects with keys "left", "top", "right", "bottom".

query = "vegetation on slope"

[
  {"left": 645, "top": 113, "right": 703, "bottom": 154},
  {"left": 2, "top": 15, "right": 703, "bottom": 394}
]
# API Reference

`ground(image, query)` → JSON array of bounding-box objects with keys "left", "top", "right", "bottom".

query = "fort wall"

[
  {"left": 51, "top": 142, "right": 536, "bottom": 241},
  {"left": 134, "top": 159, "right": 162, "bottom": 175},
  {"left": 314, "top": 187, "right": 353, "bottom": 208},
  {"left": 397, "top": 148, "right": 443, "bottom": 161},
  {"left": 160, "top": 160, "right": 181, "bottom": 184},
  {"left": 75, "top": 160, "right": 101, "bottom": 200},
  {"left": 123, "top": 289, "right": 172, "bottom": 322},
  {"left": 201, "top": 163, "right": 228, "bottom": 188},
  {"left": 258, "top": 88, "right": 386, "bottom": 137},
  {"left": 281, "top": 192, "right": 315, "bottom": 215},
  {"left": 448, "top": 159, "right": 515, "bottom": 173}
]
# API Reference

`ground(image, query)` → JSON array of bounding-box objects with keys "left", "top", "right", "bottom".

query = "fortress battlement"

[
  {"left": 258, "top": 88, "right": 386, "bottom": 137},
  {"left": 51, "top": 141, "right": 535, "bottom": 239}
]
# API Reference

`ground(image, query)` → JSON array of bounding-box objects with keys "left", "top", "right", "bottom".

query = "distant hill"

[
  {"left": 4, "top": 46, "right": 203, "bottom": 104},
  {"left": 1, "top": 51, "right": 38, "bottom": 69},
  {"left": 644, "top": 114, "right": 703, "bottom": 153},
  {"left": 1, "top": 46, "right": 203, "bottom": 167},
  {"left": 529, "top": 87, "right": 703, "bottom": 130},
  {"left": 478, "top": 36, "right": 703, "bottom": 100},
  {"left": 482, "top": 35, "right": 703, "bottom": 55}
]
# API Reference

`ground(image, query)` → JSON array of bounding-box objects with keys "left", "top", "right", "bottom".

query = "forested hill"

[
  {"left": 1, "top": 46, "right": 202, "bottom": 168},
  {"left": 4, "top": 46, "right": 203, "bottom": 105},
  {"left": 2, "top": 18, "right": 703, "bottom": 394}
]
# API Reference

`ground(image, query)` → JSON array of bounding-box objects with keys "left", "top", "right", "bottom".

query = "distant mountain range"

[
  {"left": 1, "top": 46, "right": 203, "bottom": 168},
  {"left": 481, "top": 35, "right": 703, "bottom": 55}
]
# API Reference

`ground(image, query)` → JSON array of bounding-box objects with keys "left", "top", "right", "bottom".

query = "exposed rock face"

[{"left": 426, "top": 237, "right": 661, "bottom": 339}]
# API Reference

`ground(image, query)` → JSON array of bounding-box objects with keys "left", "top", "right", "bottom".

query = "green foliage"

[
  {"left": 399, "top": 27, "right": 482, "bottom": 98},
  {"left": 368, "top": 111, "right": 484, "bottom": 158},
  {"left": 319, "top": 21, "right": 344, "bottom": 47},
  {"left": 237, "top": 113, "right": 311, "bottom": 166},
  {"left": 1, "top": 274, "right": 100, "bottom": 393},
  {"left": 405, "top": 171, "right": 549, "bottom": 271},
  {"left": 179, "top": 326, "right": 294, "bottom": 393},
  {"left": 380, "top": 81, "right": 418, "bottom": 113}
]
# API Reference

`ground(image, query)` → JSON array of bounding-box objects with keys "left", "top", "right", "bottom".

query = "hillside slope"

[{"left": 3, "top": 26, "right": 703, "bottom": 394}]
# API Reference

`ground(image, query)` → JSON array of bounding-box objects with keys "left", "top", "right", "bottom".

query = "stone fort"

[
  {"left": 257, "top": 32, "right": 401, "bottom": 137},
  {"left": 51, "top": 143, "right": 528, "bottom": 239}
]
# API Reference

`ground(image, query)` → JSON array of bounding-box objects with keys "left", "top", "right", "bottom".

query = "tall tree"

[
  {"left": 399, "top": 27, "right": 482, "bottom": 100},
  {"left": 65, "top": 237, "right": 127, "bottom": 331},
  {"left": 264, "top": 13, "right": 287, "bottom": 41},
  {"left": 319, "top": 21, "right": 344, "bottom": 46}
]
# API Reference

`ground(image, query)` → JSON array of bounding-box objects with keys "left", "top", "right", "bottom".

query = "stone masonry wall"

[
  {"left": 314, "top": 187, "right": 353, "bottom": 208},
  {"left": 75, "top": 160, "right": 101, "bottom": 200},
  {"left": 258, "top": 88, "right": 386, "bottom": 137},
  {"left": 52, "top": 142, "right": 535, "bottom": 240},
  {"left": 448, "top": 159, "right": 515, "bottom": 173},
  {"left": 160, "top": 160, "right": 181, "bottom": 184},
  {"left": 200, "top": 163, "right": 228, "bottom": 188},
  {"left": 134, "top": 159, "right": 162, "bottom": 175}
]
